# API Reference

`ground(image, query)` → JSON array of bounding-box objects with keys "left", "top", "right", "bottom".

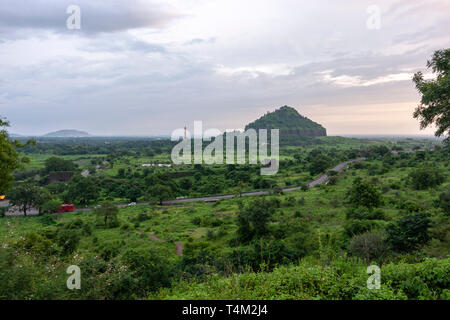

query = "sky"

[{"left": 0, "top": 0, "right": 449, "bottom": 136}]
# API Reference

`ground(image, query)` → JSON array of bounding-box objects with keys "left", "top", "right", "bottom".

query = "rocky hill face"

[{"left": 245, "top": 106, "right": 327, "bottom": 138}]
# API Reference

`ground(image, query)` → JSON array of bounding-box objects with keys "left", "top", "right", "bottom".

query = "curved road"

[
  {"left": 4, "top": 150, "right": 424, "bottom": 215},
  {"left": 161, "top": 157, "right": 366, "bottom": 205}
]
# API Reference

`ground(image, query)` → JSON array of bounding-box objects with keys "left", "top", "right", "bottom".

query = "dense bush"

[
  {"left": 409, "top": 167, "right": 445, "bottom": 190},
  {"left": 346, "top": 207, "right": 385, "bottom": 220},
  {"left": 348, "top": 232, "right": 389, "bottom": 263},
  {"left": 153, "top": 258, "right": 449, "bottom": 300},
  {"left": 386, "top": 213, "right": 431, "bottom": 253},
  {"left": 346, "top": 178, "right": 382, "bottom": 209},
  {"left": 436, "top": 187, "right": 450, "bottom": 214}
]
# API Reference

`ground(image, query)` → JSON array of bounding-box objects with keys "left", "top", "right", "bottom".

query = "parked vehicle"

[
  {"left": 128, "top": 202, "right": 137, "bottom": 206},
  {"left": 58, "top": 204, "right": 75, "bottom": 212}
]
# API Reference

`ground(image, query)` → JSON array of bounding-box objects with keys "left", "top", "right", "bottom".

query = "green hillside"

[{"left": 245, "top": 106, "right": 327, "bottom": 137}]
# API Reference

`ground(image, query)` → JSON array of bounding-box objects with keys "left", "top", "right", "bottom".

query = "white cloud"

[{"left": 0, "top": 0, "right": 449, "bottom": 135}]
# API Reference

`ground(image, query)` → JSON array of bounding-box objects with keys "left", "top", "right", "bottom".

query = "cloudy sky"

[{"left": 0, "top": 0, "right": 449, "bottom": 136}]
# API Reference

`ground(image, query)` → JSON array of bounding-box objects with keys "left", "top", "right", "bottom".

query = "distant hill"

[
  {"left": 9, "top": 133, "right": 23, "bottom": 138},
  {"left": 245, "top": 106, "right": 327, "bottom": 138},
  {"left": 43, "top": 130, "right": 91, "bottom": 138}
]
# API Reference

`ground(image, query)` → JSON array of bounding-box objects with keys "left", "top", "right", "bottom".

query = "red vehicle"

[{"left": 58, "top": 204, "right": 75, "bottom": 212}]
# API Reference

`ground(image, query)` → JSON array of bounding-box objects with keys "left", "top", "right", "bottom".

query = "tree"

[
  {"left": 7, "top": 183, "right": 41, "bottom": 216},
  {"left": 409, "top": 167, "right": 445, "bottom": 190},
  {"left": 236, "top": 198, "right": 275, "bottom": 242},
  {"left": 0, "top": 118, "right": 32, "bottom": 194},
  {"left": 437, "top": 187, "right": 450, "bottom": 214},
  {"left": 386, "top": 213, "right": 431, "bottom": 253},
  {"left": 346, "top": 178, "right": 382, "bottom": 209},
  {"left": 308, "top": 151, "right": 332, "bottom": 176},
  {"left": 34, "top": 189, "right": 53, "bottom": 214},
  {"left": 147, "top": 184, "right": 173, "bottom": 205},
  {"left": 65, "top": 176, "right": 100, "bottom": 205},
  {"left": 94, "top": 202, "right": 119, "bottom": 227},
  {"left": 43, "top": 156, "right": 77, "bottom": 174},
  {"left": 413, "top": 48, "right": 450, "bottom": 144},
  {"left": 124, "top": 183, "right": 142, "bottom": 202},
  {"left": 40, "top": 199, "right": 62, "bottom": 214}
]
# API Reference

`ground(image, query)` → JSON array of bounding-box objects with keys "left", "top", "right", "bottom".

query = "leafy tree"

[
  {"left": 65, "top": 176, "right": 100, "bottom": 205},
  {"left": 308, "top": 151, "right": 332, "bottom": 176},
  {"left": 40, "top": 199, "right": 62, "bottom": 214},
  {"left": 0, "top": 118, "right": 32, "bottom": 194},
  {"left": 124, "top": 183, "right": 142, "bottom": 202},
  {"left": 386, "top": 213, "right": 431, "bottom": 253},
  {"left": 344, "top": 219, "right": 376, "bottom": 237},
  {"left": 122, "top": 249, "right": 176, "bottom": 294},
  {"left": 7, "top": 183, "right": 41, "bottom": 216},
  {"left": 45, "top": 181, "right": 67, "bottom": 195},
  {"left": 409, "top": 167, "right": 445, "bottom": 190},
  {"left": 236, "top": 198, "right": 275, "bottom": 243},
  {"left": 35, "top": 188, "right": 54, "bottom": 214},
  {"left": 179, "top": 178, "right": 192, "bottom": 190},
  {"left": 94, "top": 202, "right": 119, "bottom": 227},
  {"left": 346, "top": 178, "right": 382, "bottom": 209},
  {"left": 43, "top": 156, "right": 77, "bottom": 174},
  {"left": 413, "top": 48, "right": 450, "bottom": 144},
  {"left": 437, "top": 187, "right": 450, "bottom": 214},
  {"left": 147, "top": 184, "right": 173, "bottom": 204}
]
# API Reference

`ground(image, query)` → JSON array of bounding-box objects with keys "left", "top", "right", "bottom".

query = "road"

[
  {"left": 2, "top": 150, "right": 422, "bottom": 215},
  {"left": 161, "top": 157, "right": 366, "bottom": 205}
]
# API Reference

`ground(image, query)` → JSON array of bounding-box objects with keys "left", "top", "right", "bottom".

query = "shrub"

[
  {"left": 386, "top": 213, "right": 431, "bottom": 253},
  {"left": 346, "top": 178, "right": 382, "bottom": 209},
  {"left": 348, "top": 232, "right": 389, "bottom": 263},
  {"left": 409, "top": 167, "right": 445, "bottom": 190},
  {"left": 344, "top": 219, "right": 376, "bottom": 237},
  {"left": 57, "top": 229, "right": 81, "bottom": 255},
  {"left": 436, "top": 187, "right": 450, "bottom": 214},
  {"left": 346, "top": 207, "right": 385, "bottom": 220}
]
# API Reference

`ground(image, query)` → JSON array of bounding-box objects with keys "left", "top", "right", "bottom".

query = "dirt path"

[
  {"left": 147, "top": 233, "right": 165, "bottom": 242},
  {"left": 175, "top": 242, "right": 184, "bottom": 256},
  {"left": 136, "top": 230, "right": 183, "bottom": 255}
]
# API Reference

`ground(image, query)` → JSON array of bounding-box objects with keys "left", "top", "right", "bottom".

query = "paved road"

[
  {"left": 2, "top": 150, "right": 423, "bottom": 214},
  {"left": 161, "top": 157, "right": 366, "bottom": 205}
]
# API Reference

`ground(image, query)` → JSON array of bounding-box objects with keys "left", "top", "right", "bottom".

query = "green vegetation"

[
  {"left": 413, "top": 48, "right": 450, "bottom": 144},
  {"left": 0, "top": 118, "right": 32, "bottom": 194},
  {"left": 245, "top": 106, "right": 327, "bottom": 142},
  {"left": 0, "top": 135, "right": 448, "bottom": 300}
]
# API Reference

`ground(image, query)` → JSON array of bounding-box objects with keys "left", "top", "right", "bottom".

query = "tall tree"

[
  {"left": 413, "top": 48, "right": 450, "bottom": 144},
  {"left": 346, "top": 178, "right": 382, "bottom": 209},
  {"left": 0, "top": 118, "right": 32, "bottom": 194},
  {"left": 43, "top": 156, "right": 77, "bottom": 174},
  {"left": 65, "top": 176, "right": 100, "bottom": 205},
  {"left": 8, "top": 183, "right": 41, "bottom": 216},
  {"left": 94, "top": 201, "right": 119, "bottom": 227}
]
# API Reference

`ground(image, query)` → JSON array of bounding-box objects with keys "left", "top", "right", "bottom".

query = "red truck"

[{"left": 58, "top": 204, "right": 75, "bottom": 212}]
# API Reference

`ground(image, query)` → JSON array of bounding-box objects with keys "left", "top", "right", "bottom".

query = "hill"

[
  {"left": 8, "top": 133, "right": 23, "bottom": 138},
  {"left": 43, "top": 130, "right": 91, "bottom": 138},
  {"left": 245, "top": 106, "right": 326, "bottom": 138}
]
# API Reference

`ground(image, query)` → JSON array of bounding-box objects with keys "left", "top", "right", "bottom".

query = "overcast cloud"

[{"left": 0, "top": 0, "right": 449, "bottom": 136}]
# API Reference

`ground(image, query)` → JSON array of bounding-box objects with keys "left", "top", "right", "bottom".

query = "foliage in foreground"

[{"left": 153, "top": 258, "right": 450, "bottom": 300}]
